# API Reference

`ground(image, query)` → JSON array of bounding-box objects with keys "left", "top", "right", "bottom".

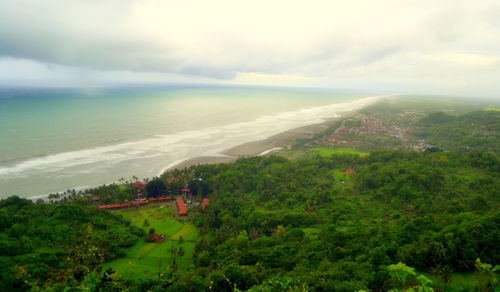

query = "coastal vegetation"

[
  {"left": 0, "top": 197, "right": 144, "bottom": 290},
  {"left": 0, "top": 98, "right": 498, "bottom": 291}
]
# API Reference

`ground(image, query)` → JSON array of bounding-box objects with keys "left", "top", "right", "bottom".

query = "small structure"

[
  {"left": 133, "top": 181, "right": 146, "bottom": 189},
  {"left": 147, "top": 234, "right": 166, "bottom": 243},
  {"left": 201, "top": 198, "right": 210, "bottom": 211},
  {"left": 345, "top": 166, "right": 355, "bottom": 175},
  {"left": 131, "top": 200, "right": 147, "bottom": 207},
  {"left": 176, "top": 199, "right": 187, "bottom": 216},
  {"left": 157, "top": 196, "right": 174, "bottom": 201}
]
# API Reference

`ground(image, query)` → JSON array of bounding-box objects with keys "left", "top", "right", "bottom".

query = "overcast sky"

[{"left": 0, "top": 0, "right": 499, "bottom": 97}]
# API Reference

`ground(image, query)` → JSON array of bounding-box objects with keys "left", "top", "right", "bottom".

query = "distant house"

[
  {"left": 133, "top": 181, "right": 146, "bottom": 189},
  {"left": 176, "top": 199, "right": 187, "bottom": 216},
  {"left": 345, "top": 166, "right": 355, "bottom": 175},
  {"left": 414, "top": 145, "right": 425, "bottom": 152},
  {"left": 147, "top": 234, "right": 166, "bottom": 243},
  {"left": 201, "top": 198, "right": 210, "bottom": 211},
  {"left": 156, "top": 196, "right": 174, "bottom": 201},
  {"left": 131, "top": 201, "right": 146, "bottom": 207}
]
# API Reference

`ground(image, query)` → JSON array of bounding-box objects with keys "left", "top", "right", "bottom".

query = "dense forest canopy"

[
  {"left": 185, "top": 150, "right": 499, "bottom": 291},
  {"left": 414, "top": 110, "right": 499, "bottom": 151},
  {"left": 0, "top": 197, "right": 144, "bottom": 290}
]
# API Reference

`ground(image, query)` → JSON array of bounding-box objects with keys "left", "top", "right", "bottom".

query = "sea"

[{"left": 0, "top": 86, "right": 385, "bottom": 198}]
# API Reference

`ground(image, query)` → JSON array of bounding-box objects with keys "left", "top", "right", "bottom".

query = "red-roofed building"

[
  {"left": 201, "top": 198, "right": 210, "bottom": 211},
  {"left": 176, "top": 199, "right": 187, "bottom": 216},
  {"left": 156, "top": 196, "right": 174, "bottom": 201},
  {"left": 131, "top": 201, "right": 146, "bottom": 207},
  {"left": 133, "top": 181, "right": 146, "bottom": 189}
]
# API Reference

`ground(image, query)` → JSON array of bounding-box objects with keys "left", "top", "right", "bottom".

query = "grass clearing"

[
  {"left": 485, "top": 107, "right": 500, "bottom": 112},
  {"left": 311, "top": 147, "right": 369, "bottom": 157},
  {"left": 105, "top": 204, "right": 199, "bottom": 279}
]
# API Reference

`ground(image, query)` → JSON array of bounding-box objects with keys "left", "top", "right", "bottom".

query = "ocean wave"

[{"left": 0, "top": 95, "right": 391, "bottom": 178}]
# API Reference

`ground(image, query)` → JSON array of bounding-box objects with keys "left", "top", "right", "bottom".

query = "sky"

[{"left": 0, "top": 0, "right": 499, "bottom": 97}]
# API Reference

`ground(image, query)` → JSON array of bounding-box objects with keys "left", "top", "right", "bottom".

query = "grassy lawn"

[
  {"left": 311, "top": 147, "right": 369, "bottom": 157},
  {"left": 104, "top": 205, "right": 199, "bottom": 279}
]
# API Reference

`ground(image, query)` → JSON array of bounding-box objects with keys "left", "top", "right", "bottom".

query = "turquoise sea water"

[{"left": 0, "top": 86, "right": 383, "bottom": 198}]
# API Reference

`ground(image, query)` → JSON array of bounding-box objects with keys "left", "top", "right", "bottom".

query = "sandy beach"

[
  {"left": 168, "top": 115, "right": 349, "bottom": 171},
  {"left": 168, "top": 95, "right": 397, "bottom": 171}
]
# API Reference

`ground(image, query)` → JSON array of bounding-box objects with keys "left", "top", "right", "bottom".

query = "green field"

[
  {"left": 311, "top": 147, "right": 369, "bottom": 157},
  {"left": 104, "top": 205, "right": 199, "bottom": 279},
  {"left": 485, "top": 107, "right": 500, "bottom": 112}
]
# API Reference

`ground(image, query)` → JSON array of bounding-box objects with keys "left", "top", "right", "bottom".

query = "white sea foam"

[
  {"left": 258, "top": 148, "right": 283, "bottom": 156},
  {"left": 0, "top": 95, "right": 391, "bottom": 178}
]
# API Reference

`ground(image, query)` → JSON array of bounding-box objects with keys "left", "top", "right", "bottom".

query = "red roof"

[
  {"left": 131, "top": 201, "right": 146, "bottom": 206},
  {"left": 181, "top": 188, "right": 191, "bottom": 192},
  {"left": 99, "top": 204, "right": 123, "bottom": 209},
  {"left": 176, "top": 199, "right": 187, "bottom": 216},
  {"left": 157, "top": 196, "right": 174, "bottom": 201},
  {"left": 133, "top": 181, "right": 146, "bottom": 189},
  {"left": 201, "top": 198, "right": 210, "bottom": 210}
]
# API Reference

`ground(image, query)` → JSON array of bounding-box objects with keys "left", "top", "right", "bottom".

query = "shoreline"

[
  {"left": 166, "top": 110, "right": 363, "bottom": 171},
  {"left": 167, "top": 94, "right": 399, "bottom": 171},
  {"left": 25, "top": 94, "right": 394, "bottom": 201}
]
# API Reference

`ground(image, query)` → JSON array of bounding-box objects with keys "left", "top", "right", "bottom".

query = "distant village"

[{"left": 311, "top": 111, "right": 434, "bottom": 152}]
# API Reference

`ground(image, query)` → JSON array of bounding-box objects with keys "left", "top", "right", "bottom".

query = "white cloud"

[
  {"left": 420, "top": 53, "right": 500, "bottom": 67},
  {"left": 0, "top": 0, "right": 499, "bottom": 96}
]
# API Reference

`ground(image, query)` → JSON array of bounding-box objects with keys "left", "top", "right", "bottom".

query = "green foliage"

[
  {"left": 146, "top": 179, "right": 167, "bottom": 197},
  {"left": 0, "top": 197, "right": 142, "bottom": 291},
  {"left": 311, "top": 147, "right": 369, "bottom": 157},
  {"left": 414, "top": 110, "right": 500, "bottom": 151},
  {"left": 189, "top": 150, "right": 498, "bottom": 291}
]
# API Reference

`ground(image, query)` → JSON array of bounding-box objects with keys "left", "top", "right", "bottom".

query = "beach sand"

[
  {"left": 167, "top": 95, "right": 398, "bottom": 171},
  {"left": 168, "top": 116, "right": 346, "bottom": 171}
]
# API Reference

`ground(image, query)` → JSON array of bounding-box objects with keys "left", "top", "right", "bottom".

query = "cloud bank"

[{"left": 0, "top": 0, "right": 499, "bottom": 96}]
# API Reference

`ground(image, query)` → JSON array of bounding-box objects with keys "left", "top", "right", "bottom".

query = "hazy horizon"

[{"left": 0, "top": 0, "right": 499, "bottom": 98}]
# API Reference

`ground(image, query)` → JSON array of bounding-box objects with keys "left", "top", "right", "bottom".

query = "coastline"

[
  {"left": 167, "top": 110, "right": 363, "bottom": 171},
  {"left": 24, "top": 94, "right": 393, "bottom": 201},
  {"left": 167, "top": 94, "right": 399, "bottom": 171}
]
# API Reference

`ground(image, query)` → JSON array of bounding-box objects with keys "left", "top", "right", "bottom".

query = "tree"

[
  {"left": 146, "top": 179, "right": 167, "bottom": 197},
  {"left": 474, "top": 258, "right": 499, "bottom": 292}
]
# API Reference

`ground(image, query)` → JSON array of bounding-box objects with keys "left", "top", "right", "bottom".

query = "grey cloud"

[{"left": 0, "top": 0, "right": 498, "bottom": 97}]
